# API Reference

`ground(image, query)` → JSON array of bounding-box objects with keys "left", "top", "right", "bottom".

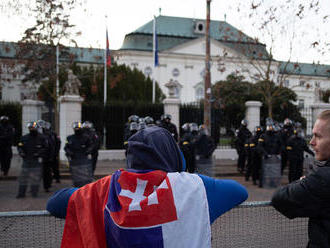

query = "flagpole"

[
  {"left": 152, "top": 15, "right": 156, "bottom": 103},
  {"left": 103, "top": 24, "right": 108, "bottom": 148}
]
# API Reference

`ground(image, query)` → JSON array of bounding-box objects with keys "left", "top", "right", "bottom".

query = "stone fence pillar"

[
  {"left": 311, "top": 103, "right": 330, "bottom": 126},
  {"left": 58, "top": 95, "right": 83, "bottom": 160},
  {"left": 163, "top": 98, "right": 181, "bottom": 131},
  {"left": 22, "top": 99, "right": 44, "bottom": 135},
  {"left": 245, "top": 101, "right": 262, "bottom": 132}
]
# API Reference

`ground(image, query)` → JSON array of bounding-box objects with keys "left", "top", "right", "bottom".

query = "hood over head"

[{"left": 126, "top": 126, "right": 183, "bottom": 172}]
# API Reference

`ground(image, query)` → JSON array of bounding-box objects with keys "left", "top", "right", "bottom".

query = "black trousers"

[{"left": 0, "top": 146, "right": 12, "bottom": 175}]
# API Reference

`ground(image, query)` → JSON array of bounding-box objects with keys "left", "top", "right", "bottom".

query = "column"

[
  {"left": 163, "top": 98, "right": 181, "bottom": 129},
  {"left": 22, "top": 99, "right": 44, "bottom": 135},
  {"left": 245, "top": 101, "right": 262, "bottom": 132},
  {"left": 58, "top": 95, "right": 84, "bottom": 160}
]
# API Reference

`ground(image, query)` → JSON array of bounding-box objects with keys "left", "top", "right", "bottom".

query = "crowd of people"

[
  {"left": 234, "top": 117, "right": 314, "bottom": 188},
  {"left": 15, "top": 119, "right": 100, "bottom": 198},
  {"left": 123, "top": 114, "right": 216, "bottom": 175}
]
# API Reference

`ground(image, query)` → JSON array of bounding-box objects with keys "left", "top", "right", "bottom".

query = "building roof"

[
  {"left": 0, "top": 41, "right": 105, "bottom": 65},
  {"left": 279, "top": 62, "right": 330, "bottom": 78},
  {"left": 120, "top": 15, "right": 269, "bottom": 59}
]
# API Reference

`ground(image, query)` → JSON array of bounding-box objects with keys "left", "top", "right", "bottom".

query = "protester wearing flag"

[{"left": 47, "top": 126, "right": 248, "bottom": 248}]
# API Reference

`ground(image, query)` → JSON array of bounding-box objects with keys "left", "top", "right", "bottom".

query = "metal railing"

[{"left": 0, "top": 201, "right": 308, "bottom": 248}]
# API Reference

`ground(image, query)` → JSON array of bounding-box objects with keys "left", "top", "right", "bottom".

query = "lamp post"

[{"left": 204, "top": 0, "right": 212, "bottom": 134}]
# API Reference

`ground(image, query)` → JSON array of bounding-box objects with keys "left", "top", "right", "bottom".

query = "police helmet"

[
  {"left": 72, "top": 121, "right": 82, "bottom": 130},
  {"left": 130, "top": 122, "right": 139, "bottom": 132},
  {"left": 27, "top": 121, "right": 38, "bottom": 131},
  {"left": 36, "top": 119, "right": 47, "bottom": 129},
  {"left": 128, "top": 115, "right": 139, "bottom": 123},
  {"left": 0, "top": 115, "right": 9, "bottom": 122},
  {"left": 82, "top": 121, "right": 93, "bottom": 129},
  {"left": 162, "top": 114, "right": 172, "bottom": 121},
  {"left": 241, "top": 119, "right": 248, "bottom": 127},
  {"left": 255, "top": 126, "right": 262, "bottom": 133},
  {"left": 144, "top": 116, "right": 154, "bottom": 125},
  {"left": 138, "top": 122, "right": 146, "bottom": 130},
  {"left": 266, "top": 124, "right": 274, "bottom": 132},
  {"left": 44, "top": 122, "right": 52, "bottom": 131},
  {"left": 189, "top": 123, "right": 198, "bottom": 132},
  {"left": 181, "top": 123, "right": 190, "bottom": 132},
  {"left": 284, "top": 118, "right": 292, "bottom": 126}
]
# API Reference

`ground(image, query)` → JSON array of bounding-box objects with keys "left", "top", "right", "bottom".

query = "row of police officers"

[
  {"left": 123, "top": 114, "right": 216, "bottom": 176},
  {"left": 16, "top": 120, "right": 100, "bottom": 198},
  {"left": 235, "top": 118, "right": 314, "bottom": 187}
]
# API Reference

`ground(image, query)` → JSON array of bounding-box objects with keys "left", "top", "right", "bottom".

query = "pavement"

[{"left": 0, "top": 158, "right": 290, "bottom": 212}]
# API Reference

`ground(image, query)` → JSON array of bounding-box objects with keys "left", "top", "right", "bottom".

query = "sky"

[{"left": 1, "top": 0, "right": 329, "bottom": 64}]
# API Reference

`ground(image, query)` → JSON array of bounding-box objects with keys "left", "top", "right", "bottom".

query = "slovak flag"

[
  {"left": 104, "top": 169, "right": 211, "bottom": 248},
  {"left": 106, "top": 28, "right": 111, "bottom": 67}
]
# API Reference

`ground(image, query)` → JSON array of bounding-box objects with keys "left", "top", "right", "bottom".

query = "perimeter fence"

[{"left": 0, "top": 201, "right": 308, "bottom": 248}]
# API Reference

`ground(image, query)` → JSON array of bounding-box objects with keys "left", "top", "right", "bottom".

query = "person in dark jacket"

[
  {"left": 257, "top": 123, "right": 282, "bottom": 188},
  {"left": 82, "top": 121, "right": 100, "bottom": 174},
  {"left": 272, "top": 110, "right": 330, "bottom": 248},
  {"left": 280, "top": 118, "right": 294, "bottom": 175},
  {"left": 235, "top": 120, "right": 252, "bottom": 174},
  {"left": 0, "top": 116, "right": 15, "bottom": 176},
  {"left": 160, "top": 114, "right": 178, "bottom": 142},
  {"left": 64, "top": 121, "right": 93, "bottom": 187},
  {"left": 46, "top": 126, "right": 248, "bottom": 247},
  {"left": 286, "top": 127, "right": 314, "bottom": 183},
  {"left": 17, "top": 121, "right": 49, "bottom": 198},
  {"left": 179, "top": 123, "right": 196, "bottom": 173}
]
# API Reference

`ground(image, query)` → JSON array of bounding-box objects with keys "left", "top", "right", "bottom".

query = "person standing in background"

[{"left": 0, "top": 116, "right": 15, "bottom": 176}]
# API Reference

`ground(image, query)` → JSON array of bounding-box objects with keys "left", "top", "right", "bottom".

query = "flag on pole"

[
  {"left": 153, "top": 17, "right": 159, "bottom": 67},
  {"left": 106, "top": 29, "right": 111, "bottom": 67}
]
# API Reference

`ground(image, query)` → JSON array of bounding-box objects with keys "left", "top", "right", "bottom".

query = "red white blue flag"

[
  {"left": 104, "top": 170, "right": 211, "bottom": 248},
  {"left": 106, "top": 28, "right": 111, "bottom": 67}
]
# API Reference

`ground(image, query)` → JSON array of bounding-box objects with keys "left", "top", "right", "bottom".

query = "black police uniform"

[
  {"left": 65, "top": 129, "right": 93, "bottom": 187},
  {"left": 84, "top": 127, "right": 100, "bottom": 174},
  {"left": 235, "top": 125, "right": 252, "bottom": 173},
  {"left": 179, "top": 127, "right": 196, "bottom": 173},
  {"left": 160, "top": 117, "right": 178, "bottom": 142},
  {"left": 280, "top": 123, "right": 294, "bottom": 174},
  {"left": 0, "top": 119, "right": 15, "bottom": 176},
  {"left": 17, "top": 129, "right": 49, "bottom": 197},
  {"left": 257, "top": 129, "right": 282, "bottom": 188},
  {"left": 286, "top": 133, "right": 314, "bottom": 183},
  {"left": 194, "top": 130, "right": 216, "bottom": 177},
  {"left": 42, "top": 128, "right": 56, "bottom": 191}
]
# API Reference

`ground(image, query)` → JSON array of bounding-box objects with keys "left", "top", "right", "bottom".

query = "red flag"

[{"left": 106, "top": 29, "right": 111, "bottom": 67}]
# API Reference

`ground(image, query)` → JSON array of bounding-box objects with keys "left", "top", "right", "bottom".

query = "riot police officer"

[
  {"left": 160, "top": 114, "right": 178, "bottom": 142},
  {"left": 245, "top": 126, "right": 263, "bottom": 185},
  {"left": 123, "top": 122, "right": 139, "bottom": 156},
  {"left": 124, "top": 115, "right": 139, "bottom": 145},
  {"left": 144, "top": 116, "right": 155, "bottom": 127},
  {"left": 257, "top": 123, "right": 282, "bottom": 188},
  {"left": 286, "top": 126, "right": 314, "bottom": 183},
  {"left": 280, "top": 118, "right": 294, "bottom": 175},
  {"left": 179, "top": 123, "right": 196, "bottom": 173},
  {"left": 16, "top": 121, "right": 49, "bottom": 198},
  {"left": 44, "top": 122, "right": 61, "bottom": 184},
  {"left": 64, "top": 121, "right": 93, "bottom": 187},
  {"left": 194, "top": 125, "right": 216, "bottom": 177},
  {"left": 38, "top": 121, "right": 55, "bottom": 192},
  {"left": 82, "top": 121, "right": 100, "bottom": 174},
  {"left": 0, "top": 116, "right": 15, "bottom": 176},
  {"left": 235, "top": 120, "right": 252, "bottom": 173}
]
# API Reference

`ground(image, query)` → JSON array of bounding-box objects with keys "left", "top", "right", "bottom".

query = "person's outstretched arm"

[
  {"left": 198, "top": 174, "right": 248, "bottom": 224},
  {"left": 46, "top": 188, "right": 78, "bottom": 219}
]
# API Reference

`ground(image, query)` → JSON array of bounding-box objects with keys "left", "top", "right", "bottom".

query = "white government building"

[{"left": 1, "top": 15, "right": 330, "bottom": 134}]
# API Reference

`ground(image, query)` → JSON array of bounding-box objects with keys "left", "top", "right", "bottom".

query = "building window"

[
  {"left": 299, "top": 80, "right": 306, "bottom": 87},
  {"left": 284, "top": 80, "right": 289, "bottom": 87},
  {"left": 195, "top": 86, "right": 204, "bottom": 101},
  {"left": 144, "top": 66, "right": 152, "bottom": 76},
  {"left": 298, "top": 99, "right": 304, "bottom": 109}
]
